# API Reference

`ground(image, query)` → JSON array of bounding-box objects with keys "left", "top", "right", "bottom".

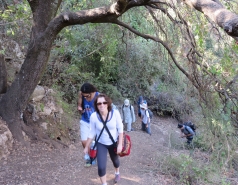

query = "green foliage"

[
  {"left": 159, "top": 153, "right": 235, "bottom": 184},
  {"left": 195, "top": 104, "right": 238, "bottom": 167},
  {"left": 39, "top": 103, "right": 44, "bottom": 112},
  {"left": 45, "top": 88, "right": 75, "bottom": 142},
  {"left": 0, "top": 0, "right": 31, "bottom": 48},
  {"left": 159, "top": 154, "right": 210, "bottom": 184}
]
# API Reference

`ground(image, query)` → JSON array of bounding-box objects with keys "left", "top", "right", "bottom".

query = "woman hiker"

[{"left": 83, "top": 94, "right": 124, "bottom": 185}]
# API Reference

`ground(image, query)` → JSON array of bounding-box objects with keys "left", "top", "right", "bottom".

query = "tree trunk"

[
  {"left": 0, "top": 0, "right": 128, "bottom": 141},
  {"left": 0, "top": 39, "right": 52, "bottom": 140},
  {"left": 0, "top": 0, "right": 58, "bottom": 140},
  {"left": 0, "top": 54, "right": 7, "bottom": 94}
]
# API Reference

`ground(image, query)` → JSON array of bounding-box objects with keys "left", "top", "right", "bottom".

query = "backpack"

[
  {"left": 184, "top": 122, "right": 196, "bottom": 132},
  {"left": 122, "top": 104, "right": 132, "bottom": 110},
  {"left": 146, "top": 109, "right": 153, "bottom": 119}
]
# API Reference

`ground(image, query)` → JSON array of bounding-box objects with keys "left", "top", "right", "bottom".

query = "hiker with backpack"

[
  {"left": 122, "top": 99, "right": 136, "bottom": 132},
  {"left": 83, "top": 94, "right": 124, "bottom": 185},
  {"left": 77, "top": 83, "right": 100, "bottom": 153},
  {"left": 177, "top": 123, "right": 195, "bottom": 144},
  {"left": 140, "top": 103, "right": 151, "bottom": 136},
  {"left": 137, "top": 96, "right": 147, "bottom": 118}
]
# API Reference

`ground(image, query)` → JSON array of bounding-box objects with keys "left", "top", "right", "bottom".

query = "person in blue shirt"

[
  {"left": 137, "top": 96, "right": 147, "bottom": 118},
  {"left": 78, "top": 83, "right": 99, "bottom": 150},
  {"left": 178, "top": 124, "right": 195, "bottom": 144}
]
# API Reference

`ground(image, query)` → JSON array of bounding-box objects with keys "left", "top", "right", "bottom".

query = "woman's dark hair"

[
  {"left": 94, "top": 94, "right": 112, "bottom": 113},
  {"left": 80, "top": 83, "right": 97, "bottom": 93}
]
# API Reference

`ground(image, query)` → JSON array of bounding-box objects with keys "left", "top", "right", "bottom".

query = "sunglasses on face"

[
  {"left": 82, "top": 94, "right": 91, "bottom": 98},
  {"left": 96, "top": 102, "right": 108, "bottom": 106}
]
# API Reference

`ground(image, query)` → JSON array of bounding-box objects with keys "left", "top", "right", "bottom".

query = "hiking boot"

[
  {"left": 114, "top": 174, "right": 120, "bottom": 183},
  {"left": 84, "top": 160, "right": 91, "bottom": 167}
]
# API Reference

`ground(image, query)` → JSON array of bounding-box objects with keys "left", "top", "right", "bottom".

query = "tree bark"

[
  {"left": 0, "top": 54, "right": 7, "bottom": 94},
  {"left": 184, "top": 0, "right": 238, "bottom": 38}
]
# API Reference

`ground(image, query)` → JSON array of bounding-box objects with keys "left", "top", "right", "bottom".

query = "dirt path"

[{"left": 0, "top": 116, "right": 184, "bottom": 185}]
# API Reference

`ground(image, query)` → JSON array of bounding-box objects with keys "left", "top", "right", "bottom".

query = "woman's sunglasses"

[{"left": 97, "top": 102, "right": 108, "bottom": 106}]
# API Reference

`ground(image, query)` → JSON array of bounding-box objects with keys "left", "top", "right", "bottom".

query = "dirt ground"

[{"left": 0, "top": 116, "right": 193, "bottom": 185}]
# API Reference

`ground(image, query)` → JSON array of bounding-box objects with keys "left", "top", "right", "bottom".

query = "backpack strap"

[
  {"left": 130, "top": 105, "right": 133, "bottom": 118},
  {"left": 122, "top": 104, "right": 124, "bottom": 120}
]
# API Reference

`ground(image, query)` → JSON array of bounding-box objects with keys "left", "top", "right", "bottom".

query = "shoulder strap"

[
  {"left": 98, "top": 112, "right": 117, "bottom": 145},
  {"left": 130, "top": 105, "right": 133, "bottom": 118},
  {"left": 122, "top": 104, "right": 124, "bottom": 119},
  {"left": 93, "top": 112, "right": 109, "bottom": 149}
]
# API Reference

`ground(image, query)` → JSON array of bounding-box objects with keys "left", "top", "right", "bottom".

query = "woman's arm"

[
  {"left": 117, "top": 132, "right": 123, "bottom": 154},
  {"left": 114, "top": 110, "right": 123, "bottom": 154},
  {"left": 115, "top": 110, "right": 124, "bottom": 133},
  {"left": 77, "top": 91, "right": 83, "bottom": 113}
]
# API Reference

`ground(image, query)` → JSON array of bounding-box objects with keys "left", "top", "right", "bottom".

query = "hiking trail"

[{"left": 0, "top": 116, "right": 191, "bottom": 185}]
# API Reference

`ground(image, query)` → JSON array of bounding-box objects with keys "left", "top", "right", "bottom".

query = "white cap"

[
  {"left": 124, "top": 99, "right": 130, "bottom": 106},
  {"left": 140, "top": 103, "right": 147, "bottom": 109}
]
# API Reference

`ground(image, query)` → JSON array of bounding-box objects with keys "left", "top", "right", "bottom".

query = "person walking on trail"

[
  {"left": 137, "top": 96, "right": 147, "bottom": 118},
  {"left": 140, "top": 103, "right": 151, "bottom": 135},
  {"left": 77, "top": 83, "right": 99, "bottom": 150},
  {"left": 83, "top": 94, "right": 123, "bottom": 185},
  {"left": 122, "top": 99, "right": 136, "bottom": 132},
  {"left": 177, "top": 124, "right": 195, "bottom": 144}
]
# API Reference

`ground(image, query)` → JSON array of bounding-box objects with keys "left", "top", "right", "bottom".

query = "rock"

[
  {"left": 41, "top": 122, "right": 48, "bottom": 130},
  {"left": 0, "top": 118, "right": 13, "bottom": 161},
  {"left": 31, "top": 85, "right": 45, "bottom": 102},
  {"left": 0, "top": 38, "right": 25, "bottom": 85}
]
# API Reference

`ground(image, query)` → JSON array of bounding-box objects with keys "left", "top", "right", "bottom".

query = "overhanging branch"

[{"left": 112, "top": 19, "right": 193, "bottom": 85}]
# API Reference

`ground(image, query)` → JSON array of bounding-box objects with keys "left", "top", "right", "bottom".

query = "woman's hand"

[
  {"left": 117, "top": 144, "right": 123, "bottom": 154},
  {"left": 83, "top": 147, "right": 88, "bottom": 155}
]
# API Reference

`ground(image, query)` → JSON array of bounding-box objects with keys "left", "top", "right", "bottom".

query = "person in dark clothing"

[
  {"left": 137, "top": 96, "right": 147, "bottom": 118},
  {"left": 178, "top": 124, "right": 195, "bottom": 144}
]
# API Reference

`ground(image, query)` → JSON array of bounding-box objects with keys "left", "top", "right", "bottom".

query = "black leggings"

[{"left": 97, "top": 142, "right": 120, "bottom": 177}]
